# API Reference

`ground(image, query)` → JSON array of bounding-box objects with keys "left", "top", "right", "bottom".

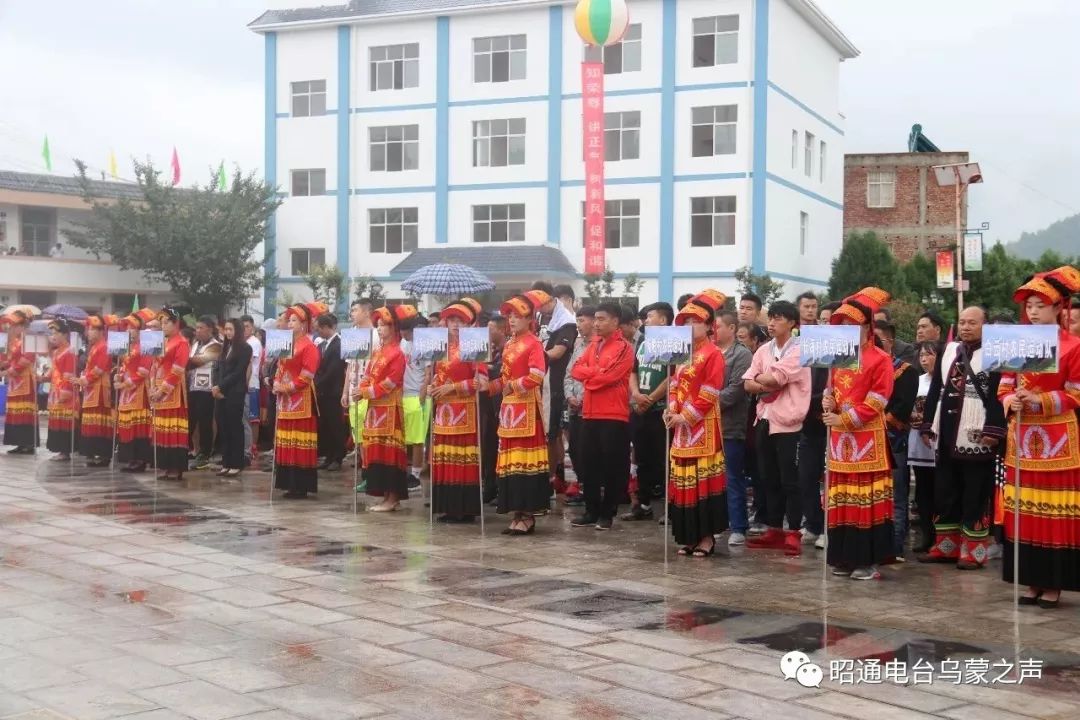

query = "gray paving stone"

[
  {"left": 137, "top": 680, "right": 268, "bottom": 720},
  {"left": 25, "top": 681, "right": 157, "bottom": 720},
  {"left": 249, "top": 685, "right": 384, "bottom": 720},
  {"left": 584, "top": 662, "right": 716, "bottom": 699},
  {"left": 177, "top": 658, "right": 291, "bottom": 693},
  {"left": 483, "top": 660, "right": 610, "bottom": 697},
  {"left": 395, "top": 638, "right": 507, "bottom": 669},
  {"left": 73, "top": 656, "right": 187, "bottom": 690}
]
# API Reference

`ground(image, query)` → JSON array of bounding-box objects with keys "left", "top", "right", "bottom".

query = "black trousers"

[
  {"left": 567, "top": 413, "right": 584, "bottom": 482},
  {"left": 633, "top": 410, "right": 666, "bottom": 507},
  {"left": 188, "top": 391, "right": 215, "bottom": 457},
  {"left": 216, "top": 395, "right": 246, "bottom": 470},
  {"left": 798, "top": 430, "right": 826, "bottom": 535},
  {"left": 582, "top": 419, "right": 631, "bottom": 520},
  {"left": 316, "top": 394, "right": 346, "bottom": 464},
  {"left": 934, "top": 454, "right": 994, "bottom": 537},
  {"left": 912, "top": 465, "right": 936, "bottom": 548},
  {"left": 756, "top": 422, "right": 802, "bottom": 532}
]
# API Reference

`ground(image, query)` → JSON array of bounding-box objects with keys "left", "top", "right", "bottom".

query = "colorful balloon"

[{"left": 574, "top": 0, "right": 630, "bottom": 47}]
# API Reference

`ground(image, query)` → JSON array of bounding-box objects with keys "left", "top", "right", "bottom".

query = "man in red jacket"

[{"left": 569, "top": 302, "right": 635, "bottom": 530}]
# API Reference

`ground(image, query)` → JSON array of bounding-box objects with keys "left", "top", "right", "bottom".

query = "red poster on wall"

[{"left": 582, "top": 61, "right": 605, "bottom": 274}]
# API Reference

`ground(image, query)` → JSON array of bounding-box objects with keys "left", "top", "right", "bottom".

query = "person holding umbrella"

[
  {"left": 149, "top": 306, "right": 192, "bottom": 481},
  {"left": 75, "top": 314, "right": 116, "bottom": 467},
  {"left": 44, "top": 318, "right": 79, "bottom": 460},
  {"left": 116, "top": 309, "right": 157, "bottom": 472},
  {"left": 1, "top": 306, "right": 40, "bottom": 454}
]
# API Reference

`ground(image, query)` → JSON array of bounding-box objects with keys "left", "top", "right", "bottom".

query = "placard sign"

[
  {"left": 264, "top": 329, "right": 294, "bottom": 361},
  {"left": 799, "top": 325, "right": 861, "bottom": 370},
  {"left": 339, "top": 327, "right": 374, "bottom": 360},
  {"left": 640, "top": 326, "right": 693, "bottom": 365},
  {"left": 107, "top": 330, "right": 130, "bottom": 358},
  {"left": 457, "top": 327, "right": 491, "bottom": 363},
  {"left": 138, "top": 330, "right": 165, "bottom": 358},
  {"left": 411, "top": 327, "right": 448, "bottom": 363},
  {"left": 982, "top": 324, "right": 1059, "bottom": 374}
]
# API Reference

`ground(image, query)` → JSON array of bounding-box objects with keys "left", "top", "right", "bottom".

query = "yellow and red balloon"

[{"left": 574, "top": 0, "right": 630, "bottom": 47}]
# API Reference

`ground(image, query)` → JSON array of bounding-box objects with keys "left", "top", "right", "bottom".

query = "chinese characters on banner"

[
  {"left": 936, "top": 250, "right": 955, "bottom": 289},
  {"left": 582, "top": 62, "right": 605, "bottom": 274}
]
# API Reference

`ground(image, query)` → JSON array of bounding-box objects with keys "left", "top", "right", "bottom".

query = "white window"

[
  {"left": 290, "top": 169, "right": 326, "bottom": 196},
  {"left": 369, "top": 125, "right": 419, "bottom": 172},
  {"left": 791, "top": 130, "right": 798, "bottom": 169},
  {"left": 692, "top": 15, "right": 739, "bottom": 67},
  {"left": 473, "top": 204, "right": 525, "bottom": 243},
  {"left": 472, "top": 118, "right": 526, "bottom": 167},
  {"left": 369, "top": 43, "right": 419, "bottom": 91},
  {"left": 583, "top": 23, "right": 641, "bottom": 74},
  {"left": 800, "top": 211, "right": 809, "bottom": 255},
  {"left": 605, "top": 111, "right": 640, "bottom": 161},
  {"left": 691, "top": 105, "right": 737, "bottom": 157},
  {"left": 290, "top": 80, "right": 326, "bottom": 117},
  {"left": 473, "top": 35, "right": 526, "bottom": 83},
  {"left": 690, "top": 196, "right": 736, "bottom": 247},
  {"left": 290, "top": 248, "right": 325, "bottom": 276},
  {"left": 580, "top": 199, "right": 640, "bottom": 249},
  {"left": 369, "top": 208, "right": 418, "bottom": 254},
  {"left": 819, "top": 141, "right": 827, "bottom": 182},
  {"left": 867, "top": 170, "right": 896, "bottom": 208},
  {"left": 804, "top": 131, "right": 815, "bottom": 177}
]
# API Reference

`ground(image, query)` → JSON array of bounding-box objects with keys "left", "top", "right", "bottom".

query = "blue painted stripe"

[
  {"left": 277, "top": 109, "right": 337, "bottom": 118},
  {"left": 263, "top": 32, "right": 278, "bottom": 319},
  {"left": 768, "top": 81, "right": 844, "bottom": 136},
  {"left": 675, "top": 172, "right": 749, "bottom": 182},
  {"left": 547, "top": 5, "right": 563, "bottom": 247},
  {"left": 449, "top": 95, "right": 548, "bottom": 107},
  {"left": 435, "top": 16, "right": 450, "bottom": 244},
  {"left": 658, "top": 0, "right": 676, "bottom": 303},
  {"left": 766, "top": 270, "right": 828, "bottom": 286},
  {"left": 352, "top": 102, "right": 437, "bottom": 113},
  {"left": 336, "top": 26, "right": 351, "bottom": 313},
  {"left": 563, "top": 86, "right": 662, "bottom": 99},
  {"left": 766, "top": 172, "right": 843, "bottom": 210},
  {"left": 560, "top": 176, "right": 662, "bottom": 187},
  {"left": 450, "top": 181, "right": 547, "bottom": 191},
  {"left": 608, "top": 271, "right": 739, "bottom": 279},
  {"left": 353, "top": 186, "right": 437, "bottom": 195},
  {"left": 750, "top": 0, "right": 769, "bottom": 274},
  {"left": 675, "top": 81, "right": 751, "bottom": 92}
]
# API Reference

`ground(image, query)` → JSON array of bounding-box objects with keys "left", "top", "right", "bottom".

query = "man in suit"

[{"left": 314, "top": 312, "right": 346, "bottom": 471}]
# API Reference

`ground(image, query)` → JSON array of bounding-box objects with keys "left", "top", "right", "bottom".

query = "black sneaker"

[
  {"left": 570, "top": 514, "right": 598, "bottom": 527},
  {"left": 595, "top": 518, "right": 613, "bottom": 531},
  {"left": 620, "top": 505, "right": 654, "bottom": 521},
  {"left": 407, "top": 475, "right": 422, "bottom": 491}
]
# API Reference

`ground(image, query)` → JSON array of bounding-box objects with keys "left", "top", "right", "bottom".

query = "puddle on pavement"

[{"left": 740, "top": 621, "right": 865, "bottom": 653}]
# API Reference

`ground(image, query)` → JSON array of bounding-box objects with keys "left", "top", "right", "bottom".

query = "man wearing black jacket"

[
  {"left": 796, "top": 302, "right": 838, "bottom": 549},
  {"left": 917, "top": 306, "right": 1005, "bottom": 569},
  {"left": 876, "top": 319, "right": 920, "bottom": 560},
  {"left": 314, "top": 313, "right": 346, "bottom": 471}
]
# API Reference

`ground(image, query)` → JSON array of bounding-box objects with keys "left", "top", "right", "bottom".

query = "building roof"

[
  {"left": 250, "top": 0, "right": 859, "bottom": 58},
  {"left": 0, "top": 170, "right": 144, "bottom": 201},
  {"left": 389, "top": 245, "right": 577, "bottom": 278}
]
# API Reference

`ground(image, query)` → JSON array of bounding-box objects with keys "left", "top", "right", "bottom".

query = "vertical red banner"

[{"left": 582, "top": 61, "right": 605, "bottom": 275}]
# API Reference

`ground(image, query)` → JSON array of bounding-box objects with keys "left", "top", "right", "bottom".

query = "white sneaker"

[
  {"left": 800, "top": 529, "right": 819, "bottom": 545},
  {"left": 728, "top": 532, "right": 746, "bottom": 546},
  {"left": 814, "top": 534, "right": 826, "bottom": 550},
  {"left": 850, "top": 566, "right": 881, "bottom": 581},
  {"left": 747, "top": 523, "right": 768, "bottom": 536},
  {"left": 986, "top": 543, "right": 1003, "bottom": 560}
]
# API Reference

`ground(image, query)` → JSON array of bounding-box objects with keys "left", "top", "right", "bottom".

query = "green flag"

[
  {"left": 216, "top": 162, "right": 226, "bottom": 191},
  {"left": 131, "top": 294, "right": 140, "bottom": 313},
  {"left": 41, "top": 135, "right": 52, "bottom": 171}
]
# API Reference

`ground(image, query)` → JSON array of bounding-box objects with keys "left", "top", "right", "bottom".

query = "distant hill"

[{"left": 1007, "top": 213, "right": 1080, "bottom": 260}]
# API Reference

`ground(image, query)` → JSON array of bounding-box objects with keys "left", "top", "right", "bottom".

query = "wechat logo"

[{"left": 780, "top": 650, "right": 823, "bottom": 688}]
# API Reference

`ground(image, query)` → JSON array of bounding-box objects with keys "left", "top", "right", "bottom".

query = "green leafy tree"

[
  {"left": 65, "top": 159, "right": 279, "bottom": 317},
  {"left": 352, "top": 275, "right": 386, "bottom": 305},
  {"left": 734, "top": 266, "right": 785, "bottom": 305},
  {"left": 827, "top": 232, "right": 902, "bottom": 300},
  {"left": 622, "top": 272, "right": 645, "bottom": 297},
  {"left": 303, "top": 264, "right": 348, "bottom": 308}
]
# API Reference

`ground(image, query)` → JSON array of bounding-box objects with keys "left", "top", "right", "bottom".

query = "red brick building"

[{"left": 843, "top": 149, "right": 969, "bottom": 262}]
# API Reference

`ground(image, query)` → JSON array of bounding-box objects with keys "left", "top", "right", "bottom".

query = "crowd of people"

[{"left": 2, "top": 266, "right": 1079, "bottom": 605}]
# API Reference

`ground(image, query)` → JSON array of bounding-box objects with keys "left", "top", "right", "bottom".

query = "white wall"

[
  {"left": 765, "top": 181, "right": 841, "bottom": 285},
  {"left": 274, "top": 196, "right": 336, "bottom": 275},
  {"left": 278, "top": 116, "right": 337, "bottom": 194},
  {"left": 560, "top": 1, "right": 664, "bottom": 95},
  {"left": 672, "top": 178, "right": 751, "bottom": 273},
  {"left": 353, "top": 18, "right": 438, "bottom": 109},
  {"left": 277, "top": 28, "right": 339, "bottom": 115},
  {"left": 351, "top": 109, "right": 437, "bottom": 190},
  {"left": 561, "top": 95, "right": 661, "bottom": 183},
  {"left": 673, "top": 87, "right": 751, "bottom": 176},
  {"left": 768, "top": 0, "right": 842, "bottom": 125},
  {"left": 674, "top": 0, "right": 753, "bottom": 87},
  {"left": 448, "top": 7, "right": 553, "bottom": 102},
  {"left": 449, "top": 101, "right": 547, "bottom": 186},
  {"left": 557, "top": 182, "right": 660, "bottom": 276},
  {"left": 349, "top": 192, "right": 436, "bottom": 277},
  {"left": 446, "top": 186, "right": 547, "bottom": 245}
]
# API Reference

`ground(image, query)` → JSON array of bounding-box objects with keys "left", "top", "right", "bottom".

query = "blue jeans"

[
  {"left": 724, "top": 437, "right": 747, "bottom": 534},
  {"left": 891, "top": 437, "right": 910, "bottom": 556}
]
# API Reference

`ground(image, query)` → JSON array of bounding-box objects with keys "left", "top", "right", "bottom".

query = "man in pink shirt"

[{"left": 742, "top": 300, "right": 812, "bottom": 555}]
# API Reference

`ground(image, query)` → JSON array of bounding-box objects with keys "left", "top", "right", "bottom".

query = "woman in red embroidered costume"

[
  {"left": 115, "top": 308, "right": 157, "bottom": 472},
  {"left": 489, "top": 291, "right": 551, "bottom": 535},
  {"left": 821, "top": 287, "right": 896, "bottom": 581},
  {"left": 666, "top": 290, "right": 728, "bottom": 556},
  {"left": 75, "top": 315, "right": 115, "bottom": 467},
  {"left": 1000, "top": 265, "right": 1080, "bottom": 608},
  {"left": 429, "top": 300, "right": 488, "bottom": 522},
  {"left": 149, "top": 306, "right": 191, "bottom": 480},
  {"left": 44, "top": 318, "right": 79, "bottom": 460},
  {"left": 1, "top": 307, "right": 39, "bottom": 454},
  {"left": 273, "top": 302, "right": 325, "bottom": 499},
  {"left": 358, "top": 304, "right": 416, "bottom": 511}
]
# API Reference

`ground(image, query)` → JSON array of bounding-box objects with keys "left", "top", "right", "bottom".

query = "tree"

[
  {"left": 352, "top": 275, "right": 386, "bottom": 305},
  {"left": 65, "top": 160, "right": 279, "bottom": 317},
  {"left": 302, "top": 264, "right": 348, "bottom": 308},
  {"left": 734, "top": 266, "right": 785, "bottom": 305},
  {"left": 828, "top": 232, "right": 902, "bottom": 300},
  {"left": 622, "top": 272, "right": 645, "bottom": 297},
  {"left": 583, "top": 266, "right": 616, "bottom": 302}
]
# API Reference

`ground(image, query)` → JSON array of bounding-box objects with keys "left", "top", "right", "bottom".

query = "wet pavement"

[{"left": 2, "top": 446, "right": 1080, "bottom": 719}]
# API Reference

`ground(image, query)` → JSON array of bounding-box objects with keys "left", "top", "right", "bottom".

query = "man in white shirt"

[{"left": 241, "top": 315, "right": 263, "bottom": 465}]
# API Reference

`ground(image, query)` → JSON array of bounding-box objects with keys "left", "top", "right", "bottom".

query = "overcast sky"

[{"left": 1, "top": 0, "right": 1076, "bottom": 245}]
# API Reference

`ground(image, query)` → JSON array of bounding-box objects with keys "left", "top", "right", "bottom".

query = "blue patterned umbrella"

[
  {"left": 400, "top": 263, "right": 495, "bottom": 295},
  {"left": 43, "top": 304, "right": 88, "bottom": 321}
]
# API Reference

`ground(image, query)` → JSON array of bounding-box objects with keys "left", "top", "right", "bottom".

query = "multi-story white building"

[
  {"left": 0, "top": 171, "right": 173, "bottom": 315},
  {"left": 250, "top": 0, "right": 856, "bottom": 315}
]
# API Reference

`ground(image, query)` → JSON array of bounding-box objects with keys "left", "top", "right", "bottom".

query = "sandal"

[
  {"left": 691, "top": 543, "right": 716, "bottom": 558},
  {"left": 677, "top": 546, "right": 693, "bottom": 556}
]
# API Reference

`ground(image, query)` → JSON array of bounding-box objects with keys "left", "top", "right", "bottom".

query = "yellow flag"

[{"left": 108, "top": 150, "right": 118, "bottom": 179}]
